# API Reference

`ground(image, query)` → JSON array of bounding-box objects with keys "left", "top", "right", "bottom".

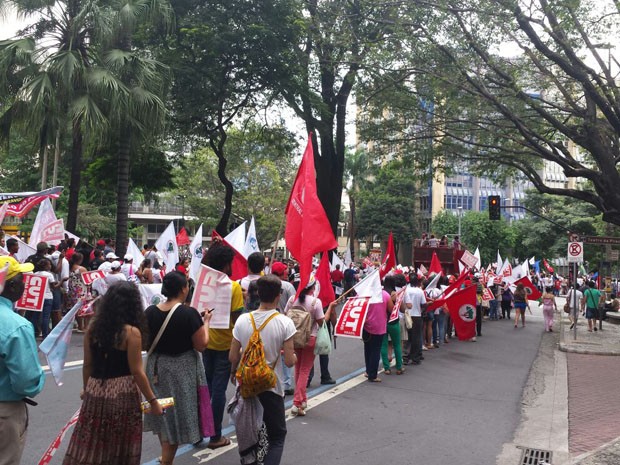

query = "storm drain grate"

[{"left": 518, "top": 447, "right": 553, "bottom": 465}]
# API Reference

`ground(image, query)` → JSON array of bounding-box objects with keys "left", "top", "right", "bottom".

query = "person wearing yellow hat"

[{"left": 0, "top": 256, "right": 45, "bottom": 465}]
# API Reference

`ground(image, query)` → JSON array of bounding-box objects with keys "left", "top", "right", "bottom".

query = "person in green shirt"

[{"left": 583, "top": 280, "right": 604, "bottom": 332}]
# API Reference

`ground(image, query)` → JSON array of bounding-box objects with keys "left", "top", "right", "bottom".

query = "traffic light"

[{"left": 489, "top": 195, "right": 501, "bottom": 220}]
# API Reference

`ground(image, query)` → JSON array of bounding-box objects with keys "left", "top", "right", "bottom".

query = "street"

[{"left": 25, "top": 308, "right": 548, "bottom": 465}]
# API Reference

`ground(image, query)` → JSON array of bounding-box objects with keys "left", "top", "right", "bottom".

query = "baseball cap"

[
  {"left": 97, "top": 239, "right": 106, "bottom": 246},
  {"left": 106, "top": 252, "right": 119, "bottom": 260},
  {"left": 271, "top": 261, "right": 288, "bottom": 275},
  {"left": 124, "top": 254, "right": 133, "bottom": 261},
  {"left": 37, "top": 242, "right": 49, "bottom": 252},
  {"left": 111, "top": 260, "right": 121, "bottom": 270},
  {"left": 0, "top": 256, "right": 34, "bottom": 280}
]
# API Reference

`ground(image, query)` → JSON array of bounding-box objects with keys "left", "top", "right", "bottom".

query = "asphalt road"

[{"left": 25, "top": 309, "right": 546, "bottom": 465}]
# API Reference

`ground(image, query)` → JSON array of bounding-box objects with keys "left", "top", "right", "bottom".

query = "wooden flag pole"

[{"left": 270, "top": 215, "right": 285, "bottom": 265}]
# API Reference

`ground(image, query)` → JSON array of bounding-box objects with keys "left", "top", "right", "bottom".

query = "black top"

[
  {"left": 90, "top": 345, "right": 131, "bottom": 379},
  {"left": 145, "top": 304, "right": 203, "bottom": 356}
]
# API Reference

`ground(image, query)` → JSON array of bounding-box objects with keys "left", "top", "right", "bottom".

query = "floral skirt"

[{"left": 63, "top": 375, "right": 142, "bottom": 465}]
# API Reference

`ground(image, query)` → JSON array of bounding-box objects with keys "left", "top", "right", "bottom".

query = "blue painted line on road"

[{"left": 142, "top": 366, "right": 366, "bottom": 465}]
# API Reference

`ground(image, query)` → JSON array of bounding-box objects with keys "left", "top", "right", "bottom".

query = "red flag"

[
  {"left": 176, "top": 227, "right": 191, "bottom": 246},
  {"left": 315, "top": 252, "right": 335, "bottom": 306},
  {"left": 380, "top": 232, "right": 396, "bottom": 279},
  {"left": 445, "top": 284, "right": 477, "bottom": 341},
  {"left": 211, "top": 230, "right": 248, "bottom": 281},
  {"left": 543, "top": 259, "right": 554, "bottom": 273},
  {"left": 285, "top": 136, "right": 337, "bottom": 295},
  {"left": 429, "top": 251, "right": 443, "bottom": 276},
  {"left": 514, "top": 276, "right": 542, "bottom": 300},
  {"left": 426, "top": 269, "right": 470, "bottom": 311}
]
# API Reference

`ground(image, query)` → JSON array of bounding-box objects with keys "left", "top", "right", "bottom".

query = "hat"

[
  {"left": 106, "top": 252, "right": 119, "bottom": 260},
  {"left": 271, "top": 261, "right": 288, "bottom": 275},
  {"left": 37, "top": 242, "right": 49, "bottom": 252},
  {"left": 111, "top": 260, "right": 121, "bottom": 270},
  {"left": 0, "top": 256, "right": 34, "bottom": 280},
  {"left": 124, "top": 254, "right": 133, "bottom": 261},
  {"left": 304, "top": 274, "right": 317, "bottom": 290},
  {"left": 97, "top": 239, "right": 106, "bottom": 246}
]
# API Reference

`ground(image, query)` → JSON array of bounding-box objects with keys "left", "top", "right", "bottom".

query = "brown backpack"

[{"left": 287, "top": 299, "right": 314, "bottom": 349}]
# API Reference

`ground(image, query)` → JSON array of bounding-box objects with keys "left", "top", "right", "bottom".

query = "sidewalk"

[{"left": 557, "top": 302, "right": 620, "bottom": 465}]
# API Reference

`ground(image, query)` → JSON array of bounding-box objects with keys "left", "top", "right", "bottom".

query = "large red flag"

[
  {"left": 429, "top": 251, "right": 443, "bottom": 276},
  {"left": 445, "top": 284, "right": 477, "bottom": 341},
  {"left": 543, "top": 259, "right": 554, "bottom": 273},
  {"left": 514, "top": 276, "right": 542, "bottom": 300},
  {"left": 426, "top": 269, "right": 470, "bottom": 311},
  {"left": 211, "top": 230, "right": 248, "bottom": 281},
  {"left": 285, "top": 136, "right": 337, "bottom": 295},
  {"left": 315, "top": 252, "right": 335, "bottom": 306},
  {"left": 380, "top": 232, "right": 396, "bottom": 279}
]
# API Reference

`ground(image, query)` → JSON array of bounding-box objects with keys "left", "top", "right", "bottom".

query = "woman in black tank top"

[{"left": 63, "top": 282, "right": 163, "bottom": 465}]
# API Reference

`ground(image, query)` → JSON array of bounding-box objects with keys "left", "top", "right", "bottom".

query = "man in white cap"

[
  {"left": 121, "top": 254, "right": 135, "bottom": 280},
  {"left": 98, "top": 252, "right": 119, "bottom": 273},
  {"left": 92, "top": 261, "right": 127, "bottom": 296}
]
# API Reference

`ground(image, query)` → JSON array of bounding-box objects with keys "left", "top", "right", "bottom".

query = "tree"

[
  {"left": 363, "top": 0, "right": 620, "bottom": 226},
  {"left": 355, "top": 160, "right": 417, "bottom": 249}
]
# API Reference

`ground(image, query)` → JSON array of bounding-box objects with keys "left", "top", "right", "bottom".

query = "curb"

[{"left": 558, "top": 343, "right": 620, "bottom": 356}]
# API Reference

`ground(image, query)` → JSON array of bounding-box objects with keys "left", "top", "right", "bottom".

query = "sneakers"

[
  {"left": 320, "top": 378, "right": 336, "bottom": 385},
  {"left": 292, "top": 405, "right": 306, "bottom": 416}
]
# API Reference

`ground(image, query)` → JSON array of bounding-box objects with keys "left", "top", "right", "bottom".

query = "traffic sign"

[{"left": 567, "top": 242, "right": 583, "bottom": 263}]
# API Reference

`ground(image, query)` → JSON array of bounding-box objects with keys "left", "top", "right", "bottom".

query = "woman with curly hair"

[{"left": 63, "top": 282, "right": 163, "bottom": 465}]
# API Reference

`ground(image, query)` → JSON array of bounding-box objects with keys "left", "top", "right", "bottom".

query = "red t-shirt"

[{"left": 331, "top": 269, "right": 344, "bottom": 283}]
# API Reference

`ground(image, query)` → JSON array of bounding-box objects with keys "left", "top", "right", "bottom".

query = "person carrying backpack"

[
  {"left": 230, "top": 275, "right": 296, "bottom": 465},
  {"left": 284, "top": 277, "right": 335, "bottom": 417}
]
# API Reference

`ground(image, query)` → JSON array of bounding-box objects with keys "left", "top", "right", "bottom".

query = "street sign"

[
  {"left": 567, "top": 242, "right": 584, "bottom": 263},
  {"left": 584, "top": 236, "right": 620, "bottom": 245}
]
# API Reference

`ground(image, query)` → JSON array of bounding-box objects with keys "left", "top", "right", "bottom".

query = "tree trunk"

[
  {"left": 348, "top": 193, "right": 356, "bottom": 261},
  {"left": 211, "top": 132, "right": 233, "bottom": 236},
  {"left": 51, "top": 129, "right": 61, "bottom": 209},
  {"left": 66, "top": 120, "right": 82, "bottom": 233},
  {"left": 115, "top": 127, "right": 131, "bottom": 257},
  {"left": 314, "top": 128, "right": 345, "bottom": 237}
]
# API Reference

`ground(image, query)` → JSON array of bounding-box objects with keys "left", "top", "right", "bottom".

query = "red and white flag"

[
  {"left": 389, "top": 288, "right": 406, "bottom": 323},
  {"left": 334, "top": 296, "right": 371, "bottom": 338},
  {"left": 543, "top": 259, "right": 554, "bottom": 273},
  {"left": 40, "top": 219, "right": 65, "bottom": 243},
  {"left": 429, "top": 251, "right": 443, "bottom": 276},
  {"left": 0, "top": 186, "right": 62, "bottom": 218},
  {"left": 445, "top": 284, "right": 477, "bottom": 341},
  {"left": 513, "top": 276, "right": 542, "bottom": 300},
  {"left": 482, "top": 287, "right": 494, "bottom": 301},
  {"left": 29, "top": 198, "right": 58, "bottom": 246},
  {"left": 284, "top": 135, "right": 337, "bottom": 295},
  {"left": 81, "top": 270, "right": 106, "bottom": 286},
  {"left": 211, "top": 229, "right": 248, "bottom": 281},
  {"left": 379, "top": 232, "right": 396, "bottom": 279},
  {"left": 315, "top": 252, "right": 335, "bottom": 306},
  {"left": 16, "top": 274, "right": 48, "bottom": 311}
]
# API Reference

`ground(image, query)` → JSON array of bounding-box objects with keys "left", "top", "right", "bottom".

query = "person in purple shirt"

[{"left": 363, "top": 288, "right": 394, "bottom": 382}]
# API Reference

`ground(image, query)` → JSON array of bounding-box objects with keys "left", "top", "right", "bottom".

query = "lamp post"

[{"left": 457, "top": 206, "right": 463, "bottom": 237}]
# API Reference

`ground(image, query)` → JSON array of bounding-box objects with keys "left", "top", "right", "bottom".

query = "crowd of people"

[{"left": 2, "top": 229, "right": 618, "bottom": 465}]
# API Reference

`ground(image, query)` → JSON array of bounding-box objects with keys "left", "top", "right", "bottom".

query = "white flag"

[
  {"left": 474, "top": 247, "right": 481, "bottom": 270},
  {"left": 65, "top": 230, "right": 80, "bottom": 246},
  {"left": 529, "top": 255, "right": 536, "bottom": 265},
  {"left": 225, "top": 222, "right": 246, "bottom": 255},
  {"left": 352, "top": 268, "right": 383, "bottom": 303},
  {"left": 8, "top": 235, "right": 36, "bottom": 263},
  {"left": 155, "top": 221, "right": 179, "bottom": 273},
  {"left": 496, "top": 250, "right": 502, "bottom": 270},
  {"left": 243, "top": 217, "right": 259, "bottom": 259},
  {"left": 189, "top": 224, "right": 204, "bottom": 281},
  {"left": 29, "top": 199, "right": 58, "bottom": 246},
  {"left": 0, "top": 202, "right": 8, "bottom": 226},
  {"left": 344, "top": 246, "right": 352, "bottom": 266},
  {"left": 39, "top": 299, "right": 84, "bottom": 386},
  {"left": 425, "top": 272, "right": 442, "bottom": 292},
  {"left": 331, "top": 252, "right": 345, "bottom": 271},
  {"left": 126, "top": 238, "right": 144, "bottom": 269}
]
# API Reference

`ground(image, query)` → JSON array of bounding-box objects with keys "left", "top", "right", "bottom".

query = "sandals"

[
  {"left": 207, "top": 437, "right": 231, "bottom": 449},
  {"left": 384, "top": 369, "right": 392, "bottom": 375},
  {"left": 368, "top": 378, "right": 382, "bottom": 383},
  {"left": 396, "top": 369, "right": 405, "bottom": 375}
]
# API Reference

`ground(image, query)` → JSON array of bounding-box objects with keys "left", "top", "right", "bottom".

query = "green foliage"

[{"left": 355, "top": 161, "right": 416, "bottom": 244}]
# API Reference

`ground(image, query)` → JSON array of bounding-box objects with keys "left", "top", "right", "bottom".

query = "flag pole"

[{"left": 270, "top": 214, "right": 285, "bottom": 265}]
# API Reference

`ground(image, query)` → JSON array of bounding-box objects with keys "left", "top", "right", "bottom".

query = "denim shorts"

[{"left": 586, "top": 307, "right": 598, "bottom": 320}]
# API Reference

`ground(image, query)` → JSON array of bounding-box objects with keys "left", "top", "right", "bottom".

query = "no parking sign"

[{"left": 567, "top": 242, "right": 583, "bottom": 263}]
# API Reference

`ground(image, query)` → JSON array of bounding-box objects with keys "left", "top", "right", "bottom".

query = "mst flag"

[
  {"left": 243, "top": 216, "right": 260, "bottom": 259},
  {"left": 514, "top": 276, "right": 542, "bottom": 300},
  {"left": 285, "top": 135, "right": 337, "bottom": 294},
  {"left": 380, "top": 232, "right": 396, "bottom": 279},
  {"left": 445, "top": 284, "right": 477, "bottom": 341},
  {"left": 189, "top": 224, "right": 204, "bottom": 281},
  {"left": 155, "top": 221, "right": 179, "bottom": 273}
]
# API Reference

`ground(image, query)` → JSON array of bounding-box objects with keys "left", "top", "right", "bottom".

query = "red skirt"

[{"left": 63, "top": 375, "right": 142, "bottom": 465}]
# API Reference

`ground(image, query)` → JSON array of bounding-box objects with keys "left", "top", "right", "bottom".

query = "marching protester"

[
  {"left": 240, "top": 251, "right": 265, "bottom": 307},
  {"left": 0, "top": 256, "right": 45, "bottom": 465},
  {"left": 565, "top": 284, "right": 584, "bottom": 330},
  {"left": 201, "top": 243, "right": 244, "bottom": 449},
  {"left": 25, "top": 257, "right": 59, "bottom": 340},
  {"left": 271, "top": 261, "right": 297, "bottom": 395},
  {"left": 144, "top": 272, "right": 212, "bottom": 464},
  {"left": 583, "top": 280, "right": 604, "bottom": 333},
  {"left": 229, "top": 275, "right": 297, "bottom": 465},
  {"left": 67, "top": 252, "right": 89, "bottom": 332},
  {"left": 501, "top": 282, "right": 514, "bottom": 320},
  {"left": 363, "top": 280, "right": 393, "bottom": 382},
  {"left": 63, "top": 282, "right": 164, "bottom": 465},
  {"left": 381, "top": 274, "right": 405, "bottom": 374},
  {"left": 513, "top": 283, "right": 529, "bottom": 328},
  {"left": 404, "top": 275, "right": 426, "bottom": 365},
  {"left": 541, "top": 286, "right": 558, "bottom": 332}
]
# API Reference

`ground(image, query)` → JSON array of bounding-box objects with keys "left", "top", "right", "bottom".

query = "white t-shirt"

[
  {"left": 35, "top": 270, "right": 56, "bottom": 300},
  {"left": 566, "top": 289, "right": 583, "bottom": 309},
  {"left": 61, "top": 258, "right": 70, "bottom": 291},
  {"left": 232, "top": 309, "right": 296, "bottom": 396},
  {"left": 239, "top": 274, "right": 261, "bottom": 292},
  {"left": 121, "top": 263, "right": 135, "bottom": 280},
  {"left": 278, "top": 280, "right": 296, "bottom": 313},
  {"left": 404, "top": 286, "right": 427, "bottom": 317},
  {"left": 426, "top": 287, "right": 443, "bottom": 314},
  {"left": 98, "top": 261, "right": 113, "bottom": 273}
]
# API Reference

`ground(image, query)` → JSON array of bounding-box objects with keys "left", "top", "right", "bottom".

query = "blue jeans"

[
  {"left": 432, "top": 312, "right": 445, "bottom": 345},
  {"left": 363, "top": 331, "right": 385, "bottom": 380},
  {"left": 281, "top": 363, "right": 294, "bottom": 390},
  {"left": 489, "top": 300, "right": 498, "bottom": 319},
  {"left": 202, "top": 349, "right": 231, "bottom": 440},
  {"left": 25, "top": 299, "right": 53, "bottom": 338}
]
